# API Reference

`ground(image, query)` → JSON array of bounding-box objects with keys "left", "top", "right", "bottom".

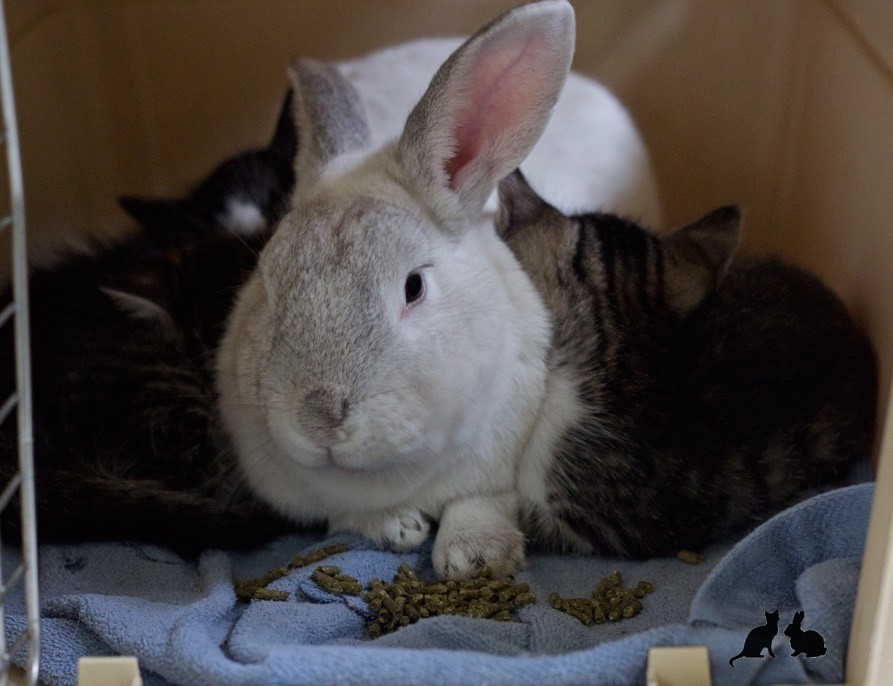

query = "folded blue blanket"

[{"left": 3, "top": 482, "right": 873, "bottom": 686}]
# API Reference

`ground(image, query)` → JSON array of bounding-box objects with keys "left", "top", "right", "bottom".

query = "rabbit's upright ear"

[
  {"left": 796, "top": 610, "right": 805, "bottom": 622},
  {"left": 397, "top": 0, "right": 575, "bottom": 224},
  {"left": 288, "top": 59, "right": 370, "bottom": 197}
]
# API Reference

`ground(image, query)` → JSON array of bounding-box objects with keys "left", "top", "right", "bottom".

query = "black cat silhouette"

[
  {"left": 784, "top": 610, "right": 827, "bottom": 657},
  {"left": 729, "top": 610, "right": 779, "bottom": 666}
]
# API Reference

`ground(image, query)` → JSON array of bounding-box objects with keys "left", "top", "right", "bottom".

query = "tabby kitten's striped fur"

[
  {"left": 498, "top": 171, "right": 877, "bottom": 557},
  {"left": 0, "top": 93, "right": 299, "bottom": 556}
]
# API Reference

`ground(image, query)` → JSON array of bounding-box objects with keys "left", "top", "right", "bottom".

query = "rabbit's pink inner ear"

[
  {"left": 397, "top": 0, "right": 574, "bottom": 220},
  {"left": 444, "top": 28, "right": 561, "bottom": 193},
  {"left": 443, "top": 137, "right": 478, "bottom": 187}
]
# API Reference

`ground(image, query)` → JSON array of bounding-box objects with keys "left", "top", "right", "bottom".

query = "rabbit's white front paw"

[
  {"left": 433, "top": 524, "right": 525, "bottom": 580},
  {"left": 432, "top": 494, "right": 525, "bottom": 580},
  {"left": 330, "top": 509, "right": 430, "bottom": 552}
]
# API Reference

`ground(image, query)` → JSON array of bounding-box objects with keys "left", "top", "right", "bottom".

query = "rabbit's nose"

[{"left": 303, "top": 388, "right": 351, "bottom": 432}]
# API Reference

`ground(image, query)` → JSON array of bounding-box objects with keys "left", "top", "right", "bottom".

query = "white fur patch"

[
  {"left": 220, "top": 199, "right": 266, "bottom": 236},
  {"left": 517, "top": 365, "right": 592, "bottom": 551}
]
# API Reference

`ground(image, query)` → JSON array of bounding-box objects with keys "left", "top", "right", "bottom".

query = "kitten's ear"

[
  {"left": 288, "top": 59, "right": 370, "bottom": 197},
  {"left": 118, "top": 196, "right": 188, "bottom": 229},
  {"left": 663, "top": 205, "right": 741, "bottom": 316},
  {"left": 397, "top": 0, "right": 575, "bottom": 224},
  {"left": 496, "top": 170, "right": 561, "bottom": 238},
  {"left": 268, "top": 89, "right": 298, "bottom": 164}
]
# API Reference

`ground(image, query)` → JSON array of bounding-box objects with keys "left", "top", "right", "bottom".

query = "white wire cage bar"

[{"left": 0, "top": 0, "right": 40, "bottom": 684}]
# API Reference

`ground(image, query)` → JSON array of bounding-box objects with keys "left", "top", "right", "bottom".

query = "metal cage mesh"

[{"left": 0, "top": 1, "right": 40, "bottom": 684}]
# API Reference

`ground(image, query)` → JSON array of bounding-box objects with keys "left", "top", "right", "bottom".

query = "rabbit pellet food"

[
  {"left": 234, "top": 544, "right": 349, "bottom": 602},
  {"left": 548, "top": 571, "right": 654, "bottom": 626},
  {"left": 311, "top": 565, "right": 364, "bottom": 595},
  {"left": 239, "top": 549, "right": 653, "bottom": 635},
  {"left": 676, "top": 550, "right": 704, "bottom": 565},
  {"left": 363, "top": 563, "right": 536, "bottom": 638}
]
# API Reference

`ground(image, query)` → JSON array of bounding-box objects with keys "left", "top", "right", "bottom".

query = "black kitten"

[
  {"left": 497, "top": 171, "right": 877, "bottom": 558},
  {"left": 119, "top": 90, "right": 296, "bottom": 245},
  {"left": 0, "top": 91, "right": 300, "bottom": 557}
]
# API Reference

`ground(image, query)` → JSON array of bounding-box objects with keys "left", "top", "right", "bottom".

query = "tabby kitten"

[
  {"left": 497, "top": 171, "right": 877, "bottom": 557},
  {"left": 0, "top": 92, "right": 299, "bottom": 556}
]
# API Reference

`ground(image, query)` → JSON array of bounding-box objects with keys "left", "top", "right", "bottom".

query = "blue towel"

[{"left": 3, "top": 482, "right": 873, "bottom": 686}]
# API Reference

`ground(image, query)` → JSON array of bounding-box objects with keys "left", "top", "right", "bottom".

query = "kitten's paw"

[
  {"left": 432, "top": 524, "right": 525, "bottom": 580},
  {"left": 330, "top": 509, "right": 430, "bottom": 552}
]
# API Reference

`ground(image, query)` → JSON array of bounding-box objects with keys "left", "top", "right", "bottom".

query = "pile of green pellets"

[
  {"left": 235, "top": 546, "right": 658, "bottom": 635},
  {"left": 234, "top": 543, "right": 350, "bottom": 603},
  {"left": 363, "top": 563, "right": 537, "bottom": 638},
  {"left": 548, "top": 570, "right": 653, "bottom": 626}
]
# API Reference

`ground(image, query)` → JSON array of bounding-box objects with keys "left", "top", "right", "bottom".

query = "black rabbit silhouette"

[
  {"left": 729, "top": 610, "right": 779, "bottom": 666},
  {"left": 784, "top": 610, "right": 827, "bottom": 657}
]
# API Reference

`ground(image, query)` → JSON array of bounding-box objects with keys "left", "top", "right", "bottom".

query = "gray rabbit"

[{"left": 219, "top": 0, "right": 582, "bottom": 579}]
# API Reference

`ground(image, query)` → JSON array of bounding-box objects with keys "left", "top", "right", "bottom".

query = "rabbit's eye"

[{"left": 405, "top": 272, "right": 425, "bottom": 304}]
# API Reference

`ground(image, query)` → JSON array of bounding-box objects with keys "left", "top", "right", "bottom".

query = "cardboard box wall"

[{"left": 4, "top": 2, "right": 892, "bottom": 683}]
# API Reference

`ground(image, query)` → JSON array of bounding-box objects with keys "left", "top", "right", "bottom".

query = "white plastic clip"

[
  {"left": 78, "top": 656, "right": 142, "bottom": 686},
  {"left": 646, "top": 646, "right": 712, "bottom": 686}
]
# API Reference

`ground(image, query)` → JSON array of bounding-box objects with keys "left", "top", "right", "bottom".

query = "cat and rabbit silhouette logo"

[{"left": 729, "top": 609, "right": 826, "bottom": 666}]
